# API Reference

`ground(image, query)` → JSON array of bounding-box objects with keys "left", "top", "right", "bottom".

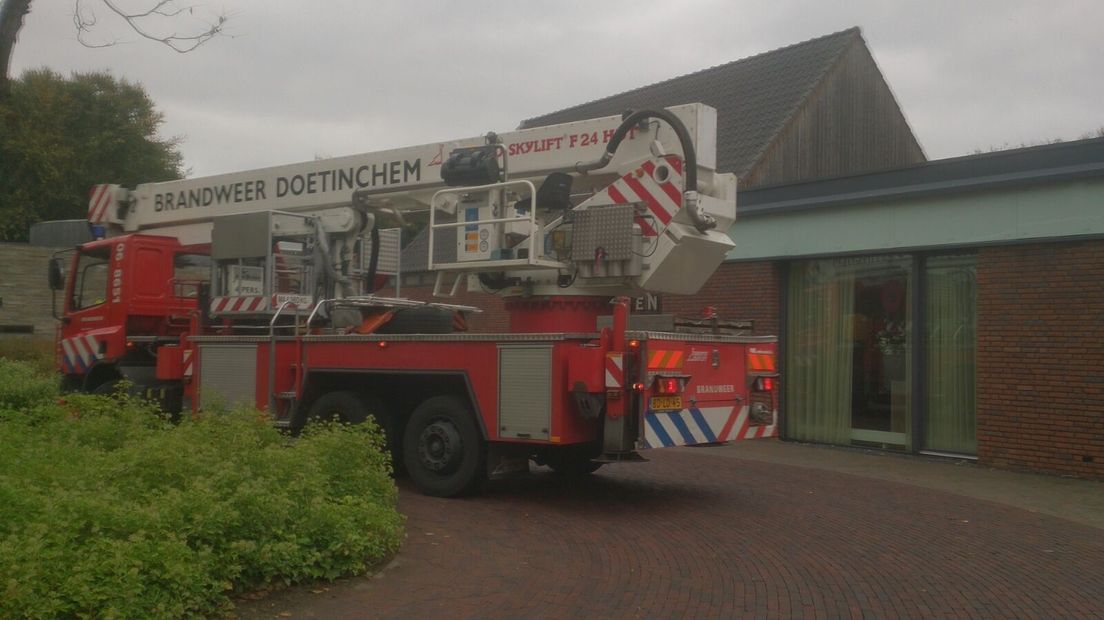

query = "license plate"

[{"left": 650, "top": 396, "right": 682, "bottom": 411}]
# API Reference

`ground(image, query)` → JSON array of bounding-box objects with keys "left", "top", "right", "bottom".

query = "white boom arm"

[{"left": 87, "top": 103, "right": 737, "bottom": 296}]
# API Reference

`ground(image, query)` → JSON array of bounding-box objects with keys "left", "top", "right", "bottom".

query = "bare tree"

[
  {"left": 72, "top": 0, "right": 226, "bottom": 53},
  {"left": 0, "top": 0, "right": 226, "bottom": 101}
]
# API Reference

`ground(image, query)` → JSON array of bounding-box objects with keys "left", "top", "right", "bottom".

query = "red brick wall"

[
  {"left": 399, "top": 260, "right": 781, "bottom": 336},
  {"left": 399, "top": 280, "right": 510, "bottom": 333},
  {"left": 976, "top": 240, "right": 1104, "bottom": 480},
  {"left": 662, "top": 261, "right": 780, "bottom": 336}
]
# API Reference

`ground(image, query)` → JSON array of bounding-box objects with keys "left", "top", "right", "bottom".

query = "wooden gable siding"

[{"left": 742, "top": 39, "right": 925, "bottom": 189}]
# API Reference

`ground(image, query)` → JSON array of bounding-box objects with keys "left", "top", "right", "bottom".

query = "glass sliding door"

[
  {"left": 844, "top": 255, "right": 912, "bottom": 448},
  {"left": 785, "top": 255, "right": 912, "bottom": 449},
  {"left": 923, "top": 255, "right": 977, "bottom": 454}
]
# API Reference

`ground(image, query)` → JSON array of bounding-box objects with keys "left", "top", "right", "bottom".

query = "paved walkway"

[
  {"left": 695, "top": 439, "right": 1104, "bottom": 530},
  {"left": 236, "top": 440, "right": 1104, "bottom": 619}
]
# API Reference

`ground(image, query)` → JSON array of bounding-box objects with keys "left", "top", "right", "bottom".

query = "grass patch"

[
  {"left": 0, "top": 360, "right": 404, "bottom": 618},
  {"left": 0, "top": 336, "right": 56, "bottom": 375}
]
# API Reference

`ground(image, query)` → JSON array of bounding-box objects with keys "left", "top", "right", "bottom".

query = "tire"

[
  {"left": 307, "top": 390, "right": 396, "bottom": 453},
  {"left": 91, "top": 379, "right": 122, "bottom": 396},
  {"left": 402, "top": 395, "right": 485, "bottom": 497},
  {"left": 376, "top": 307, "right": 456, "bottom": 334}
]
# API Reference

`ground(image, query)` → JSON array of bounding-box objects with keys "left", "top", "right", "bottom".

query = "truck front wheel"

[{"left": 403, "top": 395, "right": 485, "bottom": 497}]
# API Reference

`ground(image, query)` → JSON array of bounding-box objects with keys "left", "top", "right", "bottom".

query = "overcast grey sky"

[{"left": 10, "top": 0, "right": 1104, "bottom": 177}]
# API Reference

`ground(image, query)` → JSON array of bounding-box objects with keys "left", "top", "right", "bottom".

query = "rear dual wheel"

[{"left": 402, "top": 395, "right": 485, "bottom": 497}]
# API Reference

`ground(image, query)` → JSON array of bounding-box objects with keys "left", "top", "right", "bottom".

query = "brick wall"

[
  {"left": 398, "top": 260, "right": 781, "bottom": 336},
  {"left": 0, "top": 243, "right": 61, "bottom": 339},
  {"left": 398, "top": 277, "right": 510, "bottom": 333},
  {"left": 976, "top": 240, "right": 1104, "bottom": 480},
  {"left": 662, "top": 261, "right": 780, "bottom": 336}
]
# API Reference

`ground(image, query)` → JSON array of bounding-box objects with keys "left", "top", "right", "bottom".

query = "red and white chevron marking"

[
  {"left": 59, "top": 334, "right": 103, "bottom": 373},
  {"left": 210, "top": 296, "right": 270, "bottom": 314},
  {"left": 87, "top": 184, "right": 116, "bottom": 225},
  {"left": 182, "top": 349, "right": 194, "bottom": 378},
  {"left": 602, "top": 155, "right": 684, "bottom": 237},
  {"left": 605, "top": 352, "right": 624, "bottom": 389}
]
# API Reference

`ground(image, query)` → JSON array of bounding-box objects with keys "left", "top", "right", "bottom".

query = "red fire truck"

[{"left": 49, "top": 103, "right": 778, "bottom": 496}]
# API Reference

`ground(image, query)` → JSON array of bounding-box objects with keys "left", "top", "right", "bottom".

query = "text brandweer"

[{"left": 153, "top": 159, "right": 421, "bottom": 211}]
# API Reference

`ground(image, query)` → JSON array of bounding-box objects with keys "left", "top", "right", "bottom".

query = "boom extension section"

[{"left": 87, "top": 104, "right": 737, "bottom": 309}]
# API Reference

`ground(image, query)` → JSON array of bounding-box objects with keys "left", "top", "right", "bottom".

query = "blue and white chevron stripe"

[{"left": 644, "top": 406, "right": 739, "bottom": 448}]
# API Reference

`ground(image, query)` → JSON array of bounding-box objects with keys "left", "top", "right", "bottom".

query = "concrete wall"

[{"left": 0, "top": 243, "right": 61, "bottom": 339}]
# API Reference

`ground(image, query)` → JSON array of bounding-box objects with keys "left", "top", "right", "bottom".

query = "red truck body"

[{"left": 52, "top": 104, "right": 779, "bottom": 496}]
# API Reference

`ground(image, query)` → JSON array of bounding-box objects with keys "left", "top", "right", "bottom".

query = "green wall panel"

[{"left": 728, "top": 179, "right": 1104, "bottom": 260}]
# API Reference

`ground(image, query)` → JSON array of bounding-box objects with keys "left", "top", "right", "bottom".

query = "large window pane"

[
  {"left": 785, "top": 260, "right": 854, "bottom": 444},
  {"left": 924, "top": 255, "right": 977, "bottom": 454}
]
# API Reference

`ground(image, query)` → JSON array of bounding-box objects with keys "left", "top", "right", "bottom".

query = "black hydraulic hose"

[
  {"left": 366, "top": 226, "right": 380, "bottom": 293},
  {"left": 576, "top": 108, "right": 716, "bottom": 232},
  {"left": 605, "top": 109, "right": 697, "bottom": 193}
]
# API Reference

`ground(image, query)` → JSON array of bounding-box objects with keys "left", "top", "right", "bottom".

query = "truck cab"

[{"left": 52, "top": 234, "right": 209, "bottom": 394}]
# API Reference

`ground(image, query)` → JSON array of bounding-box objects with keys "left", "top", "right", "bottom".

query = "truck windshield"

[{"left": 72, "top": 247, "right": 110, "bottom": 310}]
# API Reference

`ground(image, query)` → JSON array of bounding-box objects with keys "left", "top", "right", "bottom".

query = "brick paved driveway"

[{"left": 237, "top": 449, "right": 1104, "bottom": 619}]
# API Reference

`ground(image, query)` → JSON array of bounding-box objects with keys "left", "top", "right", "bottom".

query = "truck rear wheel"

[
  {"left": 403, "top": 395, "right": 485, "bottom": 497},
  {"left": 91, "top": 379, "right": 122, "bottom": 396}
]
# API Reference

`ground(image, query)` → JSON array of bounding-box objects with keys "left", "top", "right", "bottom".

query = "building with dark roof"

[
  {"left": 654, "top": 137, "right": 1104, "bottom": 479},
  {"left": 521, "top": 27, "right": 924, "bottom": 188}
]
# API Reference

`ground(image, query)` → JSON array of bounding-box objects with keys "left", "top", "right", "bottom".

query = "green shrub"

[
  {"left": 0, "top": 357, "right": 58, "bottom": 412},
  {"left": 0, "top": 361, "right": 404, "bottom": 619},
  {"left": 0, "top": 336, "right": 56, "bottom": 375}
]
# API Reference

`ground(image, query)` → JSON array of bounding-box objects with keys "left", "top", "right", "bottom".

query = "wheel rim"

[{"left": 418, "top": 419, "right": 463, "bottom": 474}]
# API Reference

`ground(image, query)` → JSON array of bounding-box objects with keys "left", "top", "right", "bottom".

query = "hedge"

[{"left": 0, "top": 359, "right": 404, "bottom": 618}]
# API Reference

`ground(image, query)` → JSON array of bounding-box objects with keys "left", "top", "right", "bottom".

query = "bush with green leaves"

[
  {"left": 0, "top": 361, "right": 404, "bottom": 618},
  {"left": 0, "top": 356, "right": 57, "bottom": 412},
  {"left": 0, "top": 337, "right": 56, "bottom": 376}
]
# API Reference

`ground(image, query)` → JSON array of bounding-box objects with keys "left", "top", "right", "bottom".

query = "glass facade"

[
  {"left": 923, "top": 255, "right": 977, "bottom": 454},
  {"left": 784, "top": 253, "right": 977, "bottom": 454}
]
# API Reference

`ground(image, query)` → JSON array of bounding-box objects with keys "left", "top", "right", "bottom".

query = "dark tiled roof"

[{"left": 520, "top": 27, "right": 861, "bottom": 178}]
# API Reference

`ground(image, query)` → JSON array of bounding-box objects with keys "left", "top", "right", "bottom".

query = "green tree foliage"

[{"left": 0, "top": 68, "right": 183, "bottom": 241}]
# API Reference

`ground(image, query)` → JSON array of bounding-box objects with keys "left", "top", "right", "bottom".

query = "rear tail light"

[
  {"left": 754, "top": 376, "right": 776, "bottom": 391},
  {"left": 652, "top": 376, "right": 686, "bottom": 394},
  {"left": 657, "top": 377, "right": 680, "bottom": 394}
]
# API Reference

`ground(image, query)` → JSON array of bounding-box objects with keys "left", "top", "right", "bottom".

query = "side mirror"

[{"left": 48, "top": 258, "right": 65, "bottom": 291}]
